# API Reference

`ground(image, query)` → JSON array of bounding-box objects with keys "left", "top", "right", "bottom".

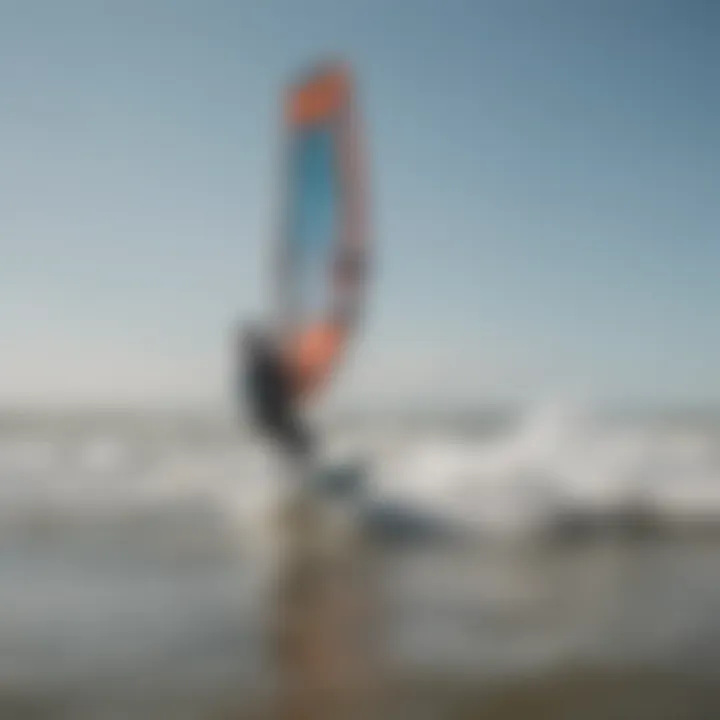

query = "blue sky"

[{"left": 1, "top": 0, "right": 717, "bottom": 408}]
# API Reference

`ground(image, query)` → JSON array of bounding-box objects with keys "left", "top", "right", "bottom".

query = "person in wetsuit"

[{"left": 241, "top": 326, "right": 313, "bottom": 457}]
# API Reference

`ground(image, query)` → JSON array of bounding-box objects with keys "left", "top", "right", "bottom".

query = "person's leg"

[{"left": 277, "top": 414, "right": 313, "bottom": 459}]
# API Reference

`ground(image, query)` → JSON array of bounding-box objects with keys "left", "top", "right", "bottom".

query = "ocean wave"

[{"left": 0, "top": 403, "right": 718, "bottom": 543}]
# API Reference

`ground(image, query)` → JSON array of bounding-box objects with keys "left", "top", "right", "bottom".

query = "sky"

[{"left": 0, "top": 0, "right": 718, "bottom": 409}]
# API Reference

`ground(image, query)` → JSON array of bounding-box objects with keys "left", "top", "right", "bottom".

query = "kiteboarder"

[
  {"left": 240, "top": 324, "right": 312, "bottom": 457},
  {"left": 240, "top": 321, "right": 346, "bottom": 456}
]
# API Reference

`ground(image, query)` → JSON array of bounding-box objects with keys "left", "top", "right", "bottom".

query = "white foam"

[{"left": 0, "top": 404, "right": 718, "bottom": 542}]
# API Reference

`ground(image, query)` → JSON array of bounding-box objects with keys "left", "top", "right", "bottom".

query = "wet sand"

[
  {"left": 210, "top": 530, "right": 720, "bottom": 720},
  {"left": 208, "top": 669, "right": 720, "bottom": 720},
  {"left": 1, "top": 667, "right": 718, "bottom": 720},
  {"left": 1, "top": 515, "right": 719, "bottom": 720}
]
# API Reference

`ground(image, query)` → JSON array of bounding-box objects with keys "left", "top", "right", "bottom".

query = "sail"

[{"left": 278, "top": 62, "right": 368, "bottom": 399}]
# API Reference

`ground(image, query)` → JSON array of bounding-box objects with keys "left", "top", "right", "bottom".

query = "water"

[{"left": 0, "top": 404, "right": 719, "bottom": 718}]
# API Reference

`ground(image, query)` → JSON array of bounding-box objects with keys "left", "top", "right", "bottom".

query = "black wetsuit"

[{"left": 244, "top": 342, "right": 311, "bottom": 456}]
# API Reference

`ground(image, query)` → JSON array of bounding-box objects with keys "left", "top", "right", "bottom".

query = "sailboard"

[{"left": 277, "top": 60, "right": 369, "bottom": 401}]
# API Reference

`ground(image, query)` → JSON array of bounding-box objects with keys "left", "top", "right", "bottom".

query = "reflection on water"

[
  {"left": 1, "top": 505, "right": 719, "bottom": 718},
  {"left": 271, "top": 493, "right": 377, "bottom": 720}
]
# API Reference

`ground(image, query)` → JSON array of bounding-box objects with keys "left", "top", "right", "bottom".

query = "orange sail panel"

[{"left": 279, "top": 63, "right": 368, "bottom": 400}]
